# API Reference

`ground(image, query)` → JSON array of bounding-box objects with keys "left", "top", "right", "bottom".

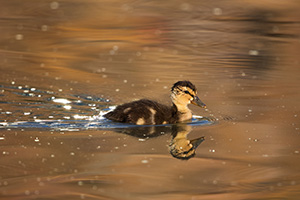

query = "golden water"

[{"left": 1, "top": 0, "right": 300, "bottom": 199}]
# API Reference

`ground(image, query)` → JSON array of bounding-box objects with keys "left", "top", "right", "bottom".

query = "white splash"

[{"left": 52, "top": 98, "right": 71, "bottom": 104}]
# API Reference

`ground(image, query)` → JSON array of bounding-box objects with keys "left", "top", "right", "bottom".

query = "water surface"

[{"left": 0, "top": 0, "right": 300, "bottom": 199}]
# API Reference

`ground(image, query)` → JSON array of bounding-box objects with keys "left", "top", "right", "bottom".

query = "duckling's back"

[{"left": 104, "top": 99, "right": 177, "bottom": 125}]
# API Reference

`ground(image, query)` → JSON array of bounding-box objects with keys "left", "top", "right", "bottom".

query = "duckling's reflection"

[
  {"left": 169, "top": 124, "right": 205, "bottom": 160},
  {"left": 113, "top": 123, "right": 205, "bottom": 160}
]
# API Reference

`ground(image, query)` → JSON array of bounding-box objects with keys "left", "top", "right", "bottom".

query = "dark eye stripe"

[
  {"left": 176, "top": 87, "right": 195, "bottom": 98},
  {"left": 184, "top": 90, "right": 194, "bottom": 98}
]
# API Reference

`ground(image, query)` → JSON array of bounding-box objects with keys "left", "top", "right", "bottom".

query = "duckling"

[{"left": 104, "top": 80, "right": 206, "bottom": 125}]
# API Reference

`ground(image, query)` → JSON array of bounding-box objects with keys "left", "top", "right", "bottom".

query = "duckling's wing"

[
  {"left": 104, "top": 99, "right": 173, "bottom": 125},
  {"left": 104, "top": 103, "right": 132, "bottom": 123},
  {"left": 128, "top": 99, "right": 174, "bottom": 124}
]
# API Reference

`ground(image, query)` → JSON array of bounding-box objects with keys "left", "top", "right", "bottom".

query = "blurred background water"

[{"left": 0, "top": 0, "right": 300, "bottom": 199}]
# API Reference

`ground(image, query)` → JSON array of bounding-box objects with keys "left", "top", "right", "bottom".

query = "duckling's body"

[
  {"left": 105, "top": 99, "right": 178, "bottom": 125},
  {"left": 104, "top": 81, "right": 206, "bottom": 125}
]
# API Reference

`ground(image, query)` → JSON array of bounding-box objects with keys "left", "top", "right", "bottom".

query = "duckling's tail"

[{"left": 104, "top": 110, "right": 128, "bottom": 123}]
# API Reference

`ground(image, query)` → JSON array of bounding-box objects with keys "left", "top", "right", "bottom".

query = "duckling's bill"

[
  {"left": 190, "top": 136, "right": 205, "bottom": 149},
  {"left": 191, "top": 96, "right": 206, "bottom": 108}
]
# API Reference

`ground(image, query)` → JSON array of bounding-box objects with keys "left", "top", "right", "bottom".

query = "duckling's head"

[
  {"left": 169, "top": 135, "right": 205, "bottom": 160},
  {"left": 171, "top": 81, "right": 206, "bottom": 109}
]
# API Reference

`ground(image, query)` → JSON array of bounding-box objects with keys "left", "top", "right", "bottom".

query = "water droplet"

[
  {"left": 15, "top": 34, "right": 23, "bottom": 40},
  {"left": 41, "top": 25, "right": 48, "bottom": 31},
  {"left": 249, "top": 50, "right": 259, "bottom": 56},
  {"left": 50, "top": 2, "right": 59, "bottom": 9},
  {"left": 113, "top": 45, "right": 119, "bottom": 51},
  {"left": 63, "top": 105, "right": 72, "bottom": 110},
  {"left": 290, "top": 181, "right": 296, "bottom": 185},
  {"left": 53, "top": 98, "right": 71, "bottom": 104},
  {"left": 213, "top": 8, "right": 222, "bottom": 15},
  {"left": 141, "top": 159, "right": 149, "bottom": 164}
]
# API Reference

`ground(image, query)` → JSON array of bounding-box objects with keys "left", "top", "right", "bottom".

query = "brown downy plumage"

[{"left": 104, "top": 81, "right": 206, "bottom": 125}]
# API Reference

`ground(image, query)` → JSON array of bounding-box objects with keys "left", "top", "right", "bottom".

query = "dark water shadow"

[{"left": 109, "top": 117, "right": 213, "bottom": 159}]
